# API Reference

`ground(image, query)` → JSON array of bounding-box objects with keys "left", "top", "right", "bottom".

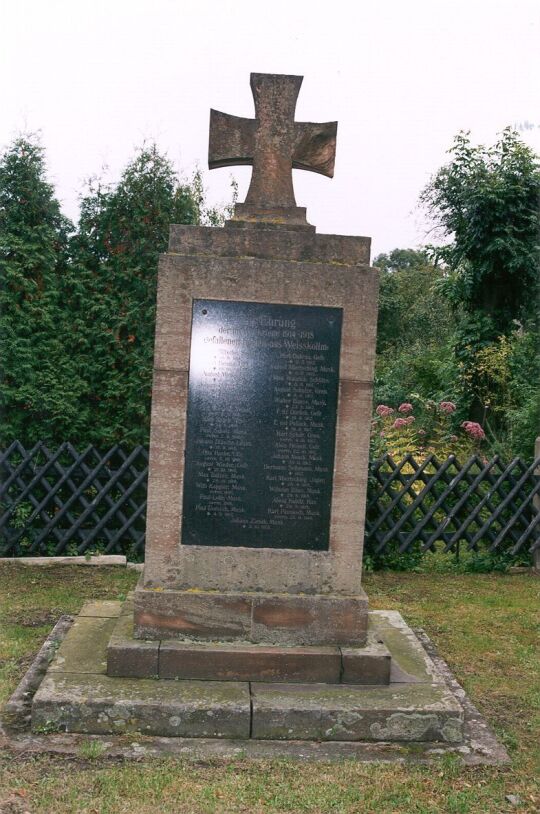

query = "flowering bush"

[
  {"left": 375, "top": 404, "right": 394, "bottom": 417},
  {"left": 461, "top": 421, "right": 486, "bottom": 440},
  {"left": 372, "top": 397, "right": 486, "bottom": 460}
]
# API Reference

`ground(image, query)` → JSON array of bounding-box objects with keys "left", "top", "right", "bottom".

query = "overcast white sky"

[{"left": 1, "top": 0, "right": 539, "bottom": 256}]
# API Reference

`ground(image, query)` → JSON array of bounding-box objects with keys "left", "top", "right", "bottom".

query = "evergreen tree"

[
  {"left": 0, "top": 135, "right": 85, "bottom": 446},
  {"left": 72, "top": 144, "right": 225, "bottom": 447},
  {"left": 0, "top": 139, "right": 233, "bottom": 449}
]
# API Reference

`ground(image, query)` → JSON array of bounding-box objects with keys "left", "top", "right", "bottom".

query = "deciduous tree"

[
  {"left": 373, "top": 248, "right": 458, "bottom": 411},
  {"left": 421, "top": 129, "right": 540, "bottom": 451}
]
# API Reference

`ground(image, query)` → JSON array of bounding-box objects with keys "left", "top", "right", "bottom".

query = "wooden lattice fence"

[
  {"left": 365, "top": 453, "right": 539, "bottom": 558},
  {"left": 0, "top": 442, "right": 538, "bottom": 560},
  {"left": 0, "top": 442, "right": 148, "bottom": 558}
]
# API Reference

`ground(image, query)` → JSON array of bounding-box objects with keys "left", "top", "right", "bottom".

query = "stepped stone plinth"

[{"left": 27, "top": 599, "right": 464, "bottom": 744}]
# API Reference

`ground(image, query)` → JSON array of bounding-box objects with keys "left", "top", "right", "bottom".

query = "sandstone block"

[
  {"left": 107, "top": 614, "right": 159, "bottom": 678},
  {"left": 251, "top": 682, "right": 464, "bottom": 742},
  {"left": 134, "top": 589, "right": 252, "bottom": 641},
  {"left": 32, "top": 674, "right": 251, "bottom": 738},
  {"left": 252, "top": 593, "right": 368, "bottom": 646},
  {"left": 159, "top": 641, "right": 342, "bottom": 683}
]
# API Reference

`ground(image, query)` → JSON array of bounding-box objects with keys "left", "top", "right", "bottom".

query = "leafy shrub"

[{"left": 371, "top": 397, "right": 485, "bottom": 461}]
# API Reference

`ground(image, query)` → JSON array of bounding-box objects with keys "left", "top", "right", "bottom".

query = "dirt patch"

[
  {"left": 0, "top": 653, "right": 36, "bottom": 672},
  {"left": 5, "top": 610, "right": 62, "bottom": 628},
  {"left": 0, "top": 794, "right": 32, "bottom": 814}
]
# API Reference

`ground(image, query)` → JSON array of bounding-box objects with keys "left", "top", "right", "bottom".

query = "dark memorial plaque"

[{"left": 181, "top": 299, "right": 342, "bottom": 550}]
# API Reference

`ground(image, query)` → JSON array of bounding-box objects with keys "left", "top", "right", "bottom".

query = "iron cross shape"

[{"left": 209, "top": 73, "right": 337, "bottom": 215}]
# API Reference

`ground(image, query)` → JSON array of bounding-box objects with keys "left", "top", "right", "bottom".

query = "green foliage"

[
  {"left": 373, "top": 247, "right": 431, "bottom": 274},
  {"left": 374, "top": 248, "right": 452, "bottom": 353},
  {"left": 373, "top": 248, "right": 459, "bottom": 411},
  {"left": 461, "top": 546, "right": 532, "bottom": 573},
  {"left": 70, "top": 145, "right": 207, "bottom": 447},
  {"left": 374, "top": 342, "right": 458, "bottom": 416},
  {"left": 0, "top": 138, "right": 233, "bottom": 448},
  {"left": 421, "top": 128, "right": 540, "bottom": 329},
  {"left": 363, "top": 542, "right": 424, "bottom": 573},
  {"left": 470, "top": 329, "right": 540, "bottom": 459},
  {"left": 505, "top": 331, "right": 540, "bottom": 458},
  {"left": 376, "top": 132, "right": 540, "bottom": 461},
  {"left": 420, "top": 129, "right": 540, "bottom": 449},
  {"left": 0, "top": 135, "right": 87, "bottom": 446},
  {"left": 71, "top": 147, "right": 235, "bottom": 448}
]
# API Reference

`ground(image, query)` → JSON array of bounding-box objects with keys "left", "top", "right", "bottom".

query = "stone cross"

[{"left": 209, "top": 73, "right": 337, "bottom": 222}]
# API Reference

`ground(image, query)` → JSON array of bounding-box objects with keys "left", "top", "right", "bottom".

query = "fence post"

[{"left": 534, "top": 437, "right": 540, "bottom": 573}]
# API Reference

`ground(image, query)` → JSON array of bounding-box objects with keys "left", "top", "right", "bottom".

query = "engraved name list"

[{"left": 181, "top": 299, "right": 342, "bottom": 550}]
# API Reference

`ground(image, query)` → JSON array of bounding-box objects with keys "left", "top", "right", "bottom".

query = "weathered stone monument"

[
  {"left": 5, "top": 74, "right": 473, "bottom": 751},
  {"left": 132, "top": 72, "right": 375, "bottom": 660}
]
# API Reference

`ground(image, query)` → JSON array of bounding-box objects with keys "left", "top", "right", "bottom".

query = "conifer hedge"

[{"left": 0, "top": 136, "right": 229, "bottom": 449}]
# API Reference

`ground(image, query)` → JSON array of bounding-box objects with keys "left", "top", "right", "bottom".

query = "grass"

[{"left": 0, "top": 562, "right": 538, "bottom": 813}]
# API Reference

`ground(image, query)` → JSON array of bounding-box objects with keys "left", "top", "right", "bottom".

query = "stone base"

[
  {"left": 33, "top": 674, "right": 251, "bottom": 739},
  {"left": 229, "top": 203, "right": 313, "bottom": 227},
  {"left": 108, "top": 609, "right": 391, "bottom": 684},
  {"left": 2, "top": 609, "right": 510, "bottom": 764},
  {"left": 22, "top": 602, "right": 465, "bottom": 744},
  {"left": 133, "top": 585, "right": 369, "bottom": 646},
  {"left": 250, "top": 683, "right": 462, "bottom": 742}
]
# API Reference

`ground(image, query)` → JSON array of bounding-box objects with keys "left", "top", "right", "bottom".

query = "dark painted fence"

[
  {"left": 365, "top": 453, "right": 539, "bottom": 559},
  {"left": 0, "top": 442, "right": 148, "bottom": 559},
  {"left": 1, "top": 442, "right": 538, "bottom": 560}
]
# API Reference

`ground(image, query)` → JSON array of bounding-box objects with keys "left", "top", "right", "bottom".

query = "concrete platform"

[{"left": 20, "top": 602, "right": 465, "bottom": 743}]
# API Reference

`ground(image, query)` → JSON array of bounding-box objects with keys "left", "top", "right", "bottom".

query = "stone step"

[
  {"left": 251, "top": 682, "right": 464, "bottom": 742},
  {"left": 107, "top": 608, "right": 391, "bottom": 684},
  {"left": 32, "top": 674, "right": 251, "bottom": 738}
]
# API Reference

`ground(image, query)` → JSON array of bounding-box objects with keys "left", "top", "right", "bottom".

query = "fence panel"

[
  {"left": 365, "top": 453, "right": 539, "bottom": 556},
  {"left": 0, "top": 442, "right": 148, "bottom": 558},
  {"left": 1, "top": 444, "right": 538, "bottom": 558}
]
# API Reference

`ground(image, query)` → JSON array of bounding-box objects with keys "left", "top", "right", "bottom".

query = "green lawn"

[{"left": 0, "top": 563, "right": 538, "bottom": 814}]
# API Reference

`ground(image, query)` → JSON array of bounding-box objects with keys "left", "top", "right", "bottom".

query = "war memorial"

[{"left": 1, "top": 74, "right": 507, "bottom": 762}]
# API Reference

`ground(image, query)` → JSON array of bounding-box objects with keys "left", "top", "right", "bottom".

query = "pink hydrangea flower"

[
  {"left": 449, "top": 434, "right": 458, "bottom": 442},
  {"left": 405, "top": 415, "right": 415, "bottom": 424},
  {"left": 392, "top": 417, "right": 408, "bottom": 429},
  {"left": 375, "top": 404, "right": 394, "bottom": 417},
  {"left": 439, "top": 401, "right": 456, "bottom": 414},
  {"left": 461, "top": 421, "right": 486, "bottom": 440},
  {"left": 398, "top": 402, "right": 413, "bottom": 413}
]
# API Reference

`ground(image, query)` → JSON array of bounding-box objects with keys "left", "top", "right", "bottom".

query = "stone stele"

[{"left": 132, "top": 72, "right": 378, "bottom": 652}]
